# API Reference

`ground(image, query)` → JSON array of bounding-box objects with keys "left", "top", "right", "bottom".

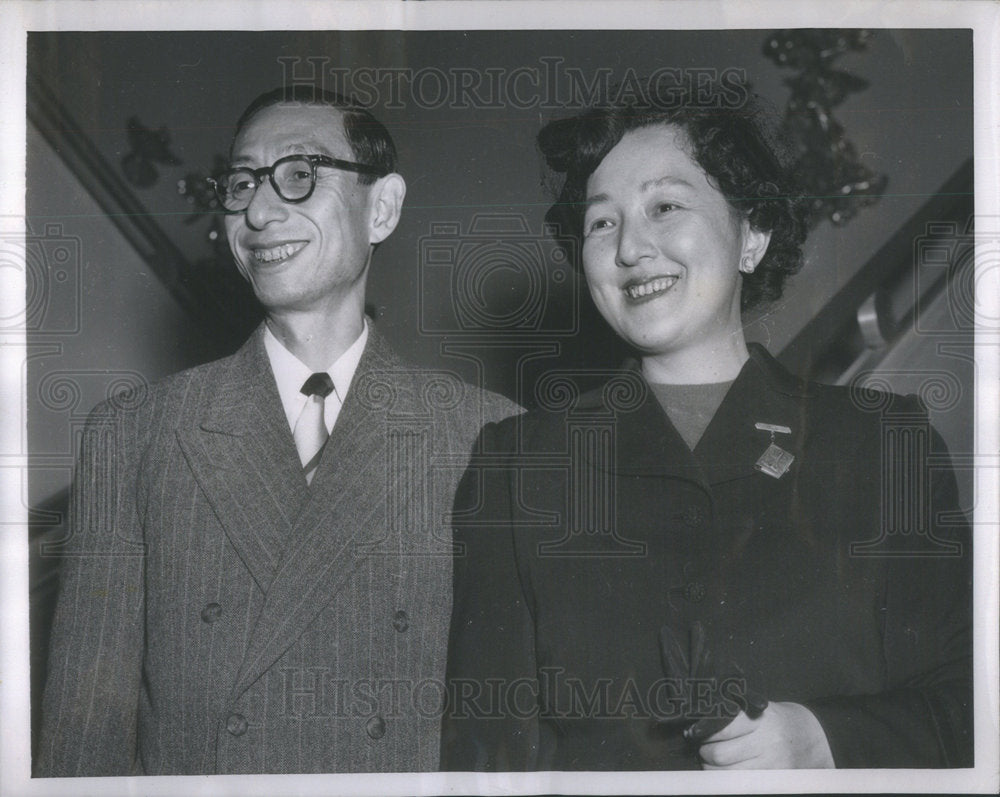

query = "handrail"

[{"left": 777, "top": 159, "right": 974, "bottom": 383}]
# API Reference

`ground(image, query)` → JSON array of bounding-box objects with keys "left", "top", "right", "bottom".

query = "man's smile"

[{"left": 251, "top": 241, "right": 308, "bottom": 264}]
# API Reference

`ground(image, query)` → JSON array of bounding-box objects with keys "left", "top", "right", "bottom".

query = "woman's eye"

[
  {"left": 654, "top": 202, "right": 676, "bottom": 215},
  {"left": 586, "top": 218, "right": 613, "bottom": 234}
]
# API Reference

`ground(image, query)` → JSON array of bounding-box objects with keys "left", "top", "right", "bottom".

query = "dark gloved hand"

[{"left": 658, "top": 620, "right": 767, "bottom": 743}]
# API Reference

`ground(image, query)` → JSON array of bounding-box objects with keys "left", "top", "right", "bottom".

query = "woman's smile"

[{"left": 623, "top": 274, "right": 680, "bottom": 302}]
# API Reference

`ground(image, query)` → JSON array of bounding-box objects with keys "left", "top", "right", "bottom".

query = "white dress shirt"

[{"left": 263, "top": 320, "right": 369, "bottom": 435}]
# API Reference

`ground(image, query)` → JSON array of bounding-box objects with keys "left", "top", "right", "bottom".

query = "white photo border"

[{"left": 1, "top": 2, "right": 997, "bottom": 795}]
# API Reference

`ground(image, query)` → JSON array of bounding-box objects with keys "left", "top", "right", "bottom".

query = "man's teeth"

[
  {"left": 625, "top": 276, "right": 678, "bottom": 299},
  {"left": 252, "top": 243, "right": 305, "bottom": 263}
]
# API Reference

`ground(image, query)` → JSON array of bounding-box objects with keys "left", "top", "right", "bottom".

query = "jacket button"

[
  {"left": 201, "top": 603, "right": 222, "bottom": 623},
  {"left": 392, "top": 610, "right": 409, "bottom": 632},
  {"left": 366, "top": 715, "right": 386, "bottom": 740},
  {"left": 226, "top": 713, "right": 248, "bottom": 736},
  {"left": 683, "top": 506, "right": 703, "bottom": 527},
  {"left": 684, "top": 582, "right": 706, "bottom": 603}
]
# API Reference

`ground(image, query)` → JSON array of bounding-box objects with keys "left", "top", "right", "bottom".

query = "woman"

[{"left": 440, "top": 82, "right": 972, "bottom": 771}]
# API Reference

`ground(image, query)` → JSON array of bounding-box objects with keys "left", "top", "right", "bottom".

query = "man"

[{"left": 36, "top": 86, "right": 517, "bottom": 775}]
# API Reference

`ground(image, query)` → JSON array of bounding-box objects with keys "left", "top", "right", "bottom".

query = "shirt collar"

[{"left": 263, "top": 319, "right": 369, "bottom": 431}]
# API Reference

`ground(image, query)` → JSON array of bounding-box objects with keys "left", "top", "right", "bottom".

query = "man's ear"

[{"left": 368, "top": 173, "right": 406, "bottom": 245}]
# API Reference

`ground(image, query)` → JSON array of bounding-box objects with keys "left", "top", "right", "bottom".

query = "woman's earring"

[{"left": 740, "top": 256, "right": 756, "bottom": 274}]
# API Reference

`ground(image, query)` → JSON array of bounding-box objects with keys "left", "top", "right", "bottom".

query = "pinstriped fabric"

[{"left": 36, "top": 325, "right": 520, "bottom": 775}]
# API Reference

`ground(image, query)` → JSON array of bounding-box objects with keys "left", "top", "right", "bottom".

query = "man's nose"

[{"left": 243, "top": 177, "right": 288, "bottom": 231}]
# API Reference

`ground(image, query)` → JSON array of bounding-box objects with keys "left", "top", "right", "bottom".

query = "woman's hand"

[{"left": 697, "top": 701, "right": 835, "bottom": 769}]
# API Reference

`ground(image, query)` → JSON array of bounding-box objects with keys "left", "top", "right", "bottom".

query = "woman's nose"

[{"left": 615, "top": 217, "right": 656, "bottom": 267}]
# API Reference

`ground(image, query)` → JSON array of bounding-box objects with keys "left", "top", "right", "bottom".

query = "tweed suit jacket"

[
  {"left": 37, "top": 324, "right": 518, "bottom": 776},
  {"left": 442, "top": 344, "right": 972, "bottom": 770}
]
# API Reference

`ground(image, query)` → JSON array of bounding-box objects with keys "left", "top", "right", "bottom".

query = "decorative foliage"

[
  {"left": 177, "top": 155, "right": 227, "bottom": 220},
  {"left": 117, "top": 116, "right": 259, "bottom": 332},
  {"left": 764, "top": 29, "right": 888, "bottom": 228},
  {"left": 120, "top": 116, "right": 182, "bottom": 188},
  {"left": 178, "top": 164, "right": 261, "bottom": 334},
  {"left": 177, "top": 154, "right": 231, "bottom": 256}
]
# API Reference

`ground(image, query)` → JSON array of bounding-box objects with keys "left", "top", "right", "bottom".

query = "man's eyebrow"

[{"left": 229, "top": 140, "right": 338, "bottom": 166}]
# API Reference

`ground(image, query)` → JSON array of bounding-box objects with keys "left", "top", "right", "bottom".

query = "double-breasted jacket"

[{"left": 38, "top": 325, "right": 518, "bottom": 775}]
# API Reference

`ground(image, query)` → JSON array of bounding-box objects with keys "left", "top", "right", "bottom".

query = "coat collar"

[
  {"left": 197, "top": 324, "right": 283, "bottom": 436},
  {"left": 574, "top": 344, "right": 813, "bottom": 485},
  {"left": 196, "top": 322, "right": 399, "bottom": 436},
  {"left": 743, "top": 342, "right": 814, "bottom": 399}
]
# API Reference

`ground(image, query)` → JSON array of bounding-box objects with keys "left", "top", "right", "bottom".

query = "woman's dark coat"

[{"left": 441, "top": 344, "right": 972, "bottom": 770}]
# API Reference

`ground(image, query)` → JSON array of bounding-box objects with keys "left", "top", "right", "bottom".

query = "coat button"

[
  {"left": 684, "top": 582, "right": 706, "bottom": 603},
  {"left": 201, "top": 603, "right": 222, "bottom": 623},
  {"left": 392, "top": 610, "right": 409, "bottom": 632},
  {"left": 683, "top": 506, "right": 704, "bottom": 527},
  {"left": 226, "top": 713, "right": 248, "bottom": 736},
  {"left": 366, "top": 715, "right": 386, "bottom": 740}
]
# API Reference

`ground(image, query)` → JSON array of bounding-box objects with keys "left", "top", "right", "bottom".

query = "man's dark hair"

[
  {"left": 537, "top": 79, "right": 807, "bottom": 310},
  {"left": 233, "top": 85, "right": 397, "bottom": 185}
]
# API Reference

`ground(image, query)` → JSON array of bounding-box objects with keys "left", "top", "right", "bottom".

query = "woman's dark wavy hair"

[
  {"left": 233, "top": 85, "right": 397, "bottom": 185},
  {"left": 537, "top": 80, "right": 807, "bottom": 311}
]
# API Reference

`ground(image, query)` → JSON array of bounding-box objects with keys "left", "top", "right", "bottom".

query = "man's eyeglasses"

[{"left": 208, "top": 154, "right": 388, "bottom": 213}]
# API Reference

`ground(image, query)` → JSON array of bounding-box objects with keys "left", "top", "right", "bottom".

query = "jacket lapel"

[
  {"left": 176, "top": 326, "right": 308, "bottom": 592},
  {"left": 576, "top": 345, "right": 813, "bottom": 488},
  {"left": 606, "top": 385, "right": 704, "bottom": 483},
  {"left": 570, "top": 360, "right": 708, "bottom": 486},
  {"left": 231, "top": 330, "right": 410, "bottom": 699}
]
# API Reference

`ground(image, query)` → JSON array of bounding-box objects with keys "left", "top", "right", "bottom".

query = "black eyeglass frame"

[{"left": 208, "top": 154, "right": 389, "bottom": 213}]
